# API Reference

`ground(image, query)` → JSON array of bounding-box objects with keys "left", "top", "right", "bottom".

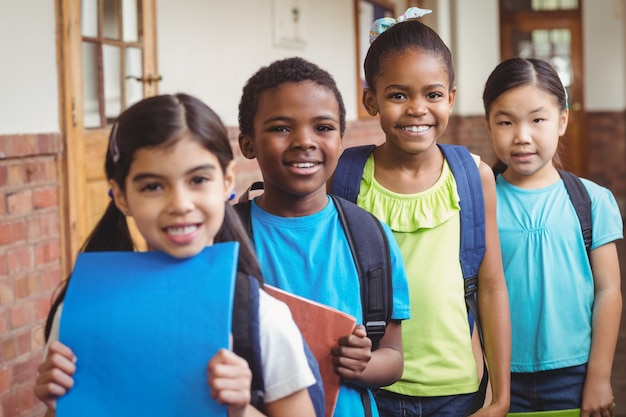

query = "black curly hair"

[{"left": 238, "top": 56, "right": 346, "bottom": 137}]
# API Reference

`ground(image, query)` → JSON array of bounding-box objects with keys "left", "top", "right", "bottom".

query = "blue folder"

[{"left": 57, "top": 242, "right": 239, "bottom": 417}]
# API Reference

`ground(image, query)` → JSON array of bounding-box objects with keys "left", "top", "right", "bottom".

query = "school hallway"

[{"left": 614, "top": 236, "right": 626, "bottom": 416}]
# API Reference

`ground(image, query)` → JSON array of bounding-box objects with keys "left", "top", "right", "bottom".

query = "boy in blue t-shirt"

[{"left": 236, "top": 57, "right": 410, "bottom": 417}]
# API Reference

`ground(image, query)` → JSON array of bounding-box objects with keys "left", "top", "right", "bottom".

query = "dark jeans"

[
  {"left": 374, "top": 389, "right": 476, "bottom": 417},
  {"left": 509, "top": 364, "right": 586, "bottom": 412}
]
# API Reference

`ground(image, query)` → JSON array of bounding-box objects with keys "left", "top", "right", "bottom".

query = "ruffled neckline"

[{"left": 357, "top": 155, "right": 460, "bottom": 232}]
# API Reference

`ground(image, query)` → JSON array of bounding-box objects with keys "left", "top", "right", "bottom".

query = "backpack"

[
  {"left": 331, "top": 143, "right": 489, "bottom": 412},
  {"left": 234, "top": 192, "right": 393, "bottom": 417},
  {"left": 331, "top": 144, "right": 593, "bottom": 413},
  {"left": 234, "top": 192, "right": 393, "bottom": 350},
  {"left": 232, "top": 272, "right": 326, "bottom": 417},
  {"left": 332, "top": 144, "right": 486, "bottom": 337}
]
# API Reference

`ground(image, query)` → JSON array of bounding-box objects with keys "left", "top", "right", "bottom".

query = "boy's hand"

[
  {"left": 207, "top": 349, "right": 253, "bottom": 417},
  {"left": 34, "top": 341, "right": 76, "bottom": 410},
  {"left": 331, "top": 325, "right": 372, "bottom": 381}
]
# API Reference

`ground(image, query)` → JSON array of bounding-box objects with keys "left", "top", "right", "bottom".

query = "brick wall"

[{"left": 0, "top": 134, "right": 63, "bottom": 417}]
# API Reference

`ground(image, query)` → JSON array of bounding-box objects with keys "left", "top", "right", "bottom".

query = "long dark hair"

[
  {"left": 45, "top": 94, "right": 262, "bottom": 339},
  {"left": 483, "top": 58, "right": 568, "bottom": 175}
]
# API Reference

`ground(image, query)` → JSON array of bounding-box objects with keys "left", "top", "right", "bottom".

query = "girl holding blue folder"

[{"left": 34, "top": 94, "right": 318, "bottom": 417}]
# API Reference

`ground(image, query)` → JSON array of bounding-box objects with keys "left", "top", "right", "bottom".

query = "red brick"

[
  {"left": 36, "top": 296, "right": 52, "bottom": 322},
  {"left": 10, "top": 301, "right": 36, "bottom": 328},
  {"left": 40, "top": 213, "right": 59, "bottom": 238},
  {"left": 7, "top": 189, "right": 33, "bottom": 215},
  {"left": 7, "top": 247, "right": 33, "bottom": 272},
  {"left": 0, "top": 254, "right": 7, "bottom": 276},
  {"left": 9, "top": 135, "right": 26, "bottom": 156},
  {"left": 2, "top": 337, "right": 18, "bottom": 362},
  {"left": 0, "top": 367, "right": 11, "bottom": 394},
  {"left": 38, "top": 159, "right": 57, "bottom": 182},
  {"left": 14, "top": 277, "right": 29, "bottom": 300},
  {"left": 27, "top": 274, "right": 41, "bottom": 297},
  {"left": 0, "top": 281, "right": 14, "bottom": 304},
  {"left": 2, "top": 392, "right": 18, "bottom": 417},
  {"left": 26, "top": 217, "right": 41, "bottom": 241},
  {"left": 11, "top": 219, "right": 26, "bottom": 243},
  {"left": 36, "top": 242, "right": 60, "bottom": 265},
  {"left": 0, "top": 222, "right": 10, "bottom": 245},
  {"left": 32, "top": 186, "right": 57, "bottom": 209},
  {"left": 32, "top": 186, "right": 56, "bottom": 210},
  {"left": 17, "top": 329, "right": 32, "bottom": 355},
  {"left": 17, "top": 384, "right": 37, "bottom": 413},
  {"left": 0, "top": 165, "right": 7, "bottom": 186},
  {"left": 23, "top": 162, "right": 36, "bottom": 182},
  {"left": 7, "top": 163, "right": 24, "bottom": 186},
  {"left": 13, "top": 355, "right": 41, "bottom": 385},
  {"left": 0, "top": 310, "right": 9, "bottom": 333}
]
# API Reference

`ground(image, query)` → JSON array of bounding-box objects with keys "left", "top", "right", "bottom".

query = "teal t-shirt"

[{"left": 496, "top": 174, "right": 623, "bottom": 372}]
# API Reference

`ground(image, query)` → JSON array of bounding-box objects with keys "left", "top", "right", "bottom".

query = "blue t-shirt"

[
  {"left": 250, "top": 195, "right": 411, "bottom": 417},
  {"left": 496, "top": 175, "right": 623, "bottom": 372}
]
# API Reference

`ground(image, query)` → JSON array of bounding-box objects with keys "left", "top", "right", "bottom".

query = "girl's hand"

[
  {"left": 207, "top": 349, "right": 253, "bottom": 417},
  {"left": 331, "top": 325, "right": 372, "bottom": 381},
  {"left": 581, "top": 376, "right": 615, "bottom": 417},
  {"left": 34, "top": 341, "right": 76, "bottom": 410}
]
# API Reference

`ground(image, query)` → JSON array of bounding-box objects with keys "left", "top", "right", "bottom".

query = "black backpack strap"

[
  {"left": 558, "top": 170, "right": 592, "bottom": 257},
  {"left": 330, "top": 194, "right": 392, "bottom": 350},
  {"left": 232, "top": 273, "right": 265, "bottom": 411},
  {"left": 331, "top": 144, "right": 377, "bottom": 202},
  {"left": 233, "top": 201, "right": 254, "bottom": 241}
]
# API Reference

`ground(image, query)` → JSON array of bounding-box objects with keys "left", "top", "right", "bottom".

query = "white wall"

[
  {"left": 583, "top": 0, "right": 626, "bottom": 111},
  {"left": 157, "top": 0, "right": 357, "bottom": 126},
  {"left": 0, "top": 0, "right": 59, "bottom": 135},
  {"left": 451, "top": 0, "right": 500, "bottom": 116}
]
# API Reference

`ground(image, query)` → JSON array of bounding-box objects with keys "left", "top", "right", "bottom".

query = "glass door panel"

[
  {"left": 125, "top": 47, "right": 143, "bottom": 108},
  {"left": 103, "top": 45, "right": 122, "bottom": 122}
]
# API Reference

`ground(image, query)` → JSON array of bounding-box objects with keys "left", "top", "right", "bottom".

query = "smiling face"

[
  {"left": 487, "top": 85, "right": 568, "bottom": 186},
  {"left": 239, "top": 80, "right": 342, "bottom": 214},
  {"left": 363, "top": 48, "right": 456, "bottom": 156},
  {"left": 110, "top": 134, "right": 235, "bottom": 258}
]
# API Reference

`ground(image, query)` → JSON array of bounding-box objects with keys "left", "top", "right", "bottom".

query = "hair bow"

[{"left": 369, "top": 7, "right": 432, "bottom": 44}]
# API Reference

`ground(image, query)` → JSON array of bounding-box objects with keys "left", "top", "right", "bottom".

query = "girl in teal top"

[{"left": 483, "top": 57, "right": 622, "bottom": 415}]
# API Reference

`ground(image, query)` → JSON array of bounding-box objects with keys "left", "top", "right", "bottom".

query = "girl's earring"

[
  {"left": 228, "top": 190, "right": 236, "bottom": 202},
  {"left": 367, "top": 108, "right": 378, "bottom": 116}
]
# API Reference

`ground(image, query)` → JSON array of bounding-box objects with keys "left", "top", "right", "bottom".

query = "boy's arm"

[
  {"left": 581, "top": 242, "right": 621, "bottom": 415},
  {"left": 472, "top": 162, "right": 511, "bottom": 416},
  {"left": 357, "top": 320, "right": 403, "bottom": 387}
]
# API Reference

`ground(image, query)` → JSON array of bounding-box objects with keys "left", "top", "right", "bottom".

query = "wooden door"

[
  {"left": 500, "top": 1, "right": 586, "bottom": 176},
  {"left": 58, "top": 0, "right": 159, "bottom": 269}
]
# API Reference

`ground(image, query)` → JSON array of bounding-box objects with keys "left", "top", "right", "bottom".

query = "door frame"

[
  {"left": 500, "top": 5, "right": 587, "bottom": 176},
  {"left": 56, "top": 0, "right": 158, "bottom": 272}
]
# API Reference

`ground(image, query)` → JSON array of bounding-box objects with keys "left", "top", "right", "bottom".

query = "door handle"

[{"left": 125, "top": 73, "right": 163, "bottom": 86}]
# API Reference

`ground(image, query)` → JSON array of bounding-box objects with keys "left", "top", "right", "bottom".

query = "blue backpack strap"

[
  {"left": 439, "top": 144, "right": 486, "bottom": 336},
  {"left": 558, "top": 170, "right": 592, "bottom": 258},
  {"left": 232, "top": 273, "right": 265, "bottom": 411},
  {"left": 440, "top": 144, "right": 488, "bottom": 413},
  {"left": 331, "top": 144, "right": 377, "bottom": 202},
  {"left": 330, "top": 194, "right": 392, "bottom": 350}
]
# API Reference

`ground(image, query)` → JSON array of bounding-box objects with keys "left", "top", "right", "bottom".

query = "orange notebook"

[{"left": 264, "top": 285, "right": 357, "bottom": 417}]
